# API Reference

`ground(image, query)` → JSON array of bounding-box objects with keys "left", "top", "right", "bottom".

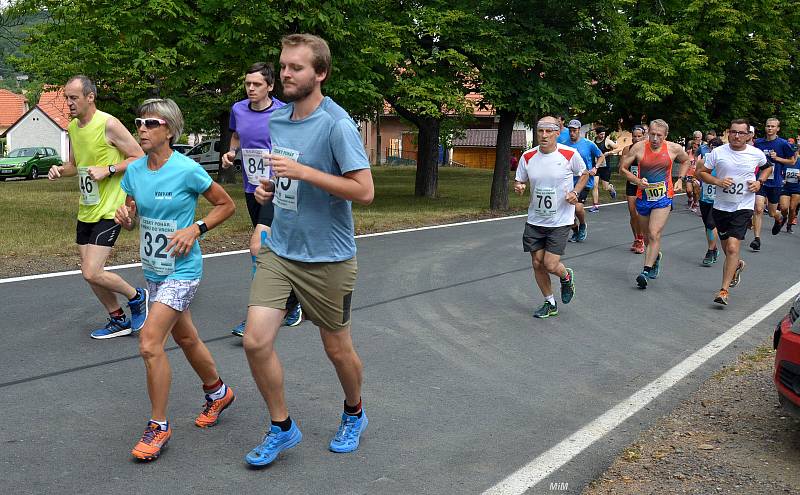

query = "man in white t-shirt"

[
  {"left": 514, "top": 116, "right": 590, "bottom": 318},
  {"left": 695, "top": 119, "right": 770, "bottom": 306}
]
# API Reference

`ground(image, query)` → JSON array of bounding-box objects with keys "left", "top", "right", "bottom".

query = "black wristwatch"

[
  {"left": 108, "top": 165, "right": 117, "bottom": 177},
  {"left": 195, "top": 220, "right": 208, "bottom": 235}
]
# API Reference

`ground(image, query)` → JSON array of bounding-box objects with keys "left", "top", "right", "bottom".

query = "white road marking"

[{"left": 483, "top": 279, "right": 800, "bottom": 495}]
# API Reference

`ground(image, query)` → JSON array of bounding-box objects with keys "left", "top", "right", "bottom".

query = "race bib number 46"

[
  {"left": 78, "top": 168, "right": 100, "bottom": 205},
  {"left": 242, "top": 148, "right": 271, "bottom": 186},
  {"left": 644, "top": 181, "right": 667, "bottom": 202},
  {"left": 140, "top": 217, "right": 176, "bottom": 276},
  {"left": 533, "top": 186, "right": 557, "bottom": 218},
  {"left": 271, "top": 146, "right": 301, "bottom": 212}
]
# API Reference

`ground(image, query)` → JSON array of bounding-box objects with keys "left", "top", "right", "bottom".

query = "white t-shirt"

[
  {"left": 515, "top": 144, "right": 587, "bottom": 227},
  {"left": 704, "top": 144, "right": 767, "bottom": 212}
]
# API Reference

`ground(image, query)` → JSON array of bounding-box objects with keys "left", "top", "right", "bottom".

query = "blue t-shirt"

[
  {"left": 754, "top": 136, "right": 794, "bottom": 188},
  {"left": 230, "top": 98, "right": 285, "bottom": 194},
  {"left": 121, "top": 152, "right": 213, "bottom": 282},
  {"left": 697, "top": 143, "right": 710, "bottom": 159},
  {"left": 699, "top": 168, "right": 717, "bottom": 204},
  {"left": 565, "top": 138, "right": 600, "bottom": 189},
  {"left": 556, "top": 128, "right": 571, "bottom": 145},
  {"left": 266, "top": 97, "right": 370, "bottom": 262}
]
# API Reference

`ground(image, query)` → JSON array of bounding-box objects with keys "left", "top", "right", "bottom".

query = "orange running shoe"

[
  {"left": 195, "top": 386, "right": 235, "bottom": 427},
  {"left": 131, "top": 421, "right": 171, "bottom": 461}
]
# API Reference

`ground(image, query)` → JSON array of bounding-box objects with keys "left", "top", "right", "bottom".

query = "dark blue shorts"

[
  {"left": 635, "top": 196, "right": 672, "bottom": 216},
  {"left": 781, "top": 184, "right": 800, "bottom": 196},
  {"left": 757, "top": 185, "right": 781, "bottom": 204}
]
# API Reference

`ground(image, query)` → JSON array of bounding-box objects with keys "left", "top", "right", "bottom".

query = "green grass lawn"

[{"left": 0, "top": 165, "right": 629, "bottom": 266}]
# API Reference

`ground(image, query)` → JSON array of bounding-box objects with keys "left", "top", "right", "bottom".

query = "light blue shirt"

[
  {"left": 121, "top": 152, "right": 213, "bottom": 282},
  {"left": 566, "top": 138, "right": 601, "bottom": 189},
  {"left": 267, "top": 97, "right": 370, "bottom": 262}
]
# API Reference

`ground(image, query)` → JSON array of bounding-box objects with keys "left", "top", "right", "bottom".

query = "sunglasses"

[{"left": 135, "top": 118, "right": 167, "bottom": 129}]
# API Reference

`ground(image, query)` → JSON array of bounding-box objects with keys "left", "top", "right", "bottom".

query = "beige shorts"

[{"left": 249, "top": 248, "right": 357, "bottom": 330}]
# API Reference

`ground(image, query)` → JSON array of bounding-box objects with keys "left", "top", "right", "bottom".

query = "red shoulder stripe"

[
  {"left": 523, "top": 149, "right": 538, "bottom": 162},
  {"left": 558, "top": 148, "right": 575, "bottom": 160}
]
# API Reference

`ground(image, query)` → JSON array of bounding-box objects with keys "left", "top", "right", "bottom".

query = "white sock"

[
  {"left": 208, "top": 383, "right": 228, "bottom": 401},
  {"left": 545, "top": 294, "right": 556, "bottom": 305},
  {"left": 150, "top": 419, "right": 169, "bottom": 431}
]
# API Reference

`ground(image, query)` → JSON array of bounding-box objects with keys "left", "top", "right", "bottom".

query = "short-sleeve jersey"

[
  {"left": 515, "top": 144, "right": 587, "bottom": 227},
  {"left": 266, "top": 97, "right": 370, "bottom": 263},
  {"left": 754, "top": 136, "right": 794, "bottom": 188},
  {"left": 566, "top": 138, "right": 600, "bottom": 189},
  {"left": 229, "top": 98, "right": 286, "bottom": 193},
  {"left": 68, "top": 110, "right": 127, "bottom": 223},
  {"left": 121, "top": 152, "right": 213, "bottom": 282},
  {"left": 704, "top": 144, "right": 767, "bottom": 212}
]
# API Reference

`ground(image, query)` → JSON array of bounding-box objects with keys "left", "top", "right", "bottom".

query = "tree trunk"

[
  {"left": 490, "top": 109, "right": 517, "bottom": 210},
  {"left": 415, "top": 117, "right": 440, "bottom": 197},
  {"left": 216, "top": 110, "right": 236, "bottom": 184}
]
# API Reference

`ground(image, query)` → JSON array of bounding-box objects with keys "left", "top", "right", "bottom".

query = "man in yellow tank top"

[{"left": 47, "top": 75, "right": 149, "bottom": 339}]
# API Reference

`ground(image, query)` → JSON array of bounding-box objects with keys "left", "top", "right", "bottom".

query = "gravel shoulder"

[{"left": 583, "top": 338, "right": 800, "bottom": 495}]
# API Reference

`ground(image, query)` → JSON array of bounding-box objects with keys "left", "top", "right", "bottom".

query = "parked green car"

[{"left": 0, "top": 147, "right": 62, "bottom": 180}]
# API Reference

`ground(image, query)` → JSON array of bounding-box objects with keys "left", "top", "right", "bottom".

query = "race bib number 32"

[
  {"left": 78, "top": 168, "right": 100, "bottom": 205},
  {"left": 271, "top": 146, "right": 301, "bottom": 212},
  {"left": 140, "top": 216, "right": 176, "bottom": 276}
]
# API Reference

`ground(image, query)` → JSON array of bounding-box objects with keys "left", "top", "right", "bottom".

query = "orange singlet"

[{"left": 636, "top": 142, "right": 674, "bottom": 200}]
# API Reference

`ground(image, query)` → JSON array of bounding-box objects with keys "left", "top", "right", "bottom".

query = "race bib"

[
  {"left": 271, "top": 146, "right": 301, "bottom": 212},
  {"left": 242, "top": 148, "right": 271, "bottom": 186},
  {"left": 643, "top": 181, "right": 667, "bottom": 202},
  {"left": 78, "top": 168, "right": 100, "bottom": 206},
  {"left": 629, "top": 164, "right": 638, "bottom": 185},
  {"left": 785, "top": 168, "right": 799, "bottom": 184},
  {"left": 139, "top": 216, "right": 176, "bottom": 276},
  {"left": 701, "top": 182, "right": 716, "bottom": 202},
  {"left": 533, "top": 186, "right": 557, "bottom": 218},
  {"left": 717, "top": 179, "right": 747, "bottom": 202}
]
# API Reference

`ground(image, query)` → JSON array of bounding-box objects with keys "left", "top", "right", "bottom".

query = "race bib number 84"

[
  {"left": 140, "top": 217, "right": 176, "bottom": 276},
  {"left": 242, "top": 148, "right": 271, "bottom": 186}
]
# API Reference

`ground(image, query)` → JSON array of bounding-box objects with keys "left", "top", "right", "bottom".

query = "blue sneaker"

[
  {"left": 128, "top": 288, "right": 149, "bottom": 331},
  {"left": 577, "top": 224, "right": 587, "bottom": 242},
  {"left": 245, "top": 422, "right": 303, "bottom": 466},
  {"left": 231, "top": 320, "right": 246, "bottom": 337},
  {"left": 568, "top": 230, "right": 579, "bottom": 242},
  {"left": 283, "top": 303, "right": 303, "bottom": 327},
  {"left": 636, "top": 271, "right": 648, "bottom": 289},
  {"left": 649, "top": 252, "right": 663, "bottom": 279},
  {"left": 90, "top": 317, "right": 132, "bottom": 339},
  {"left": 329, "top": 412, "right": 368, "bottom": 453}
]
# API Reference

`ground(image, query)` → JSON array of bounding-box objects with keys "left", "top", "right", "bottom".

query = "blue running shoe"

[
  {"left": 577, "top": 224, "right": 587, "bottom": 242},
  {"left": 568, "top": 230, "right": 579, "bottom": 243},
  {"left": 245, "top": 422, "right": 303, "bottom": 466},
  {"left": 90, "top": 317, "right": 132, "bottom": 339},
  {"left": 560, "top": 268, "right": 575, "bottom": 304},
  {"left": 128, "top": 288, "right": 149, "bottom": 331},
  {"left": 649, "top": 252, "right": 663, "bottom": 279},
  {"left": 329, "top": 412, "right": 368, "bottom": 453},
  {"left": 231, "top": 319, "right": 246, "bottom": 337},
  {"left": 636, "top": 271, "right": 648, "bottom": 289},
  {"left": 283, "top": 303, "right": 303, "bottom": 327}
]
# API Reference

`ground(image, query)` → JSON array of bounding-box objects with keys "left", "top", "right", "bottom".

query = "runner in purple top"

[{"left": 222, "top": 63, "right": 301, "bottom": 336}]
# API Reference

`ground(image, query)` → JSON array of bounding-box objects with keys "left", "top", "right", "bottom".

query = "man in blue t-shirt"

[
  {"left": 564, "top": 119, "right": 603, "bottom": 242},
  {"left": 243, "top": 34, "right": 374, "bottom": 468},
  {"left": 752, "top": 117, "right": 795, "bottom": 248}
]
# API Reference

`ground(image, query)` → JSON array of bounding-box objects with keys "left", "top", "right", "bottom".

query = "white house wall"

[{"left": 7, "top": 108, "right": 68, "bottom": 159}]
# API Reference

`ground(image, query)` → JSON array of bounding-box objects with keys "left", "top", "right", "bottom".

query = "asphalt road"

[{"left": 2, "top": 200, "right": 798, "bottom": 495}]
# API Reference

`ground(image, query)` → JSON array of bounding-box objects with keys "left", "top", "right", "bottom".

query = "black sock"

[
  {"left": 271, "top": 417, "right": 293, "bottom": 432},
  {"left": 128, "top": 289, "right": 140, "bottom": 302},
  {"left": 643, "top": 266, "right": 652, "bottom": 273},
  {"left": 344, "top": 399, "right": 363, "bottom": 418},
  {"left": 109, "top": 308, "right": 125, "bottom": 320}
]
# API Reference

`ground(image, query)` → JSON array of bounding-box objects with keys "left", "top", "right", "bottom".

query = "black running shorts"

[
  {"left": 245, "top": 192, "right": 275, "bottom": 228},
  {"left": 711, "top": 208, "right": 752, "bottom": 241},
  {"left": 76, "top": 219, "right": 122, "bottom": 247}
]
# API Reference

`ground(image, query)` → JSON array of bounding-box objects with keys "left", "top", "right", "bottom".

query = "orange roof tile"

[
  {"left": 0, "top": 89, "right": 28, "bottom": 127},
  {"left": 37, "top": 88, "right": 71, "bottom": 129}
]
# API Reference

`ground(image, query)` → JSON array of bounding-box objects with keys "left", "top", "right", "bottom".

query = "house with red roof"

[
  {"left": 0, "top": 89, "right": 29, "bottom": 135},
  {"left": 3, "top": 87, "right": 71, "bottom": 159}
]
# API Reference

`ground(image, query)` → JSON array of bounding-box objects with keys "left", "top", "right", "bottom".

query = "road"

[{"left": 2, "top": 200, "right": 798, "bottom": 495}]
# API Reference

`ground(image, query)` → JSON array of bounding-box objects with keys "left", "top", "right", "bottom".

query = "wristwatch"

[
  {"left": 195, "top": 220, "right": 208, "bottom": 235},
  {"left": 108, "top": 165, "right": 117, "bottom": 177}
]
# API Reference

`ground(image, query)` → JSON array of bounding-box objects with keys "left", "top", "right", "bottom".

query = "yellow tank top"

[{"left": 68, "top": 110, "right": 127, "bottom": 222}]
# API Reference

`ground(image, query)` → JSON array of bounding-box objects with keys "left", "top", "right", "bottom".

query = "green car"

[{"left": 0, "top": 147, "right": 62, "bottom": 180}]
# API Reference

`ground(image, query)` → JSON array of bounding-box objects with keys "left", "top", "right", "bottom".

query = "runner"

[
  {"left": 589, "top": 126, "right": 618, "bottom": 212},
  {"left": 683, "top": 131, "right": 704, "bottom": 212},
  {"left": 696, "top": 137, "right": 724, "bottom": 265},
  {"left": 115, "top": 98, "right": 237, "bottom": 461},
  {"left": 220, "top": 62, "right": 302, "bottom": 337},
  {"left": 47, "top": 75, "right": 148, "bottom": 339},
  {"left": 243, "top": 34, "right": 374, "bottom": 467},
  {"left": 623, "top": 125, "right": 646, "bottom": 253},
  {"left": 618, "top": 119, "right": 691, "bottom": 289},
  {"left": 514, "top": 116, "right": 589, "bottom": 318},
  {"left": 694, "top": 119, "right": 770, "bottom": 305},
  {"left": 563, "top": 119, "right": 600, "bottom": 242},
  {"left": 780, "top": 148, "right": 800, "bottom": 233},
  {"left": 753, "top": 118, "right": 795, "bottom": 247}
]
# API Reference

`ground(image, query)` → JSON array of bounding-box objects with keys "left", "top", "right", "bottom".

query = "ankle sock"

[
  {"left": 206, "top": 381, "right": 228, "bottom": 401},
  {"left": 128, "top": 289, "right": 141, "bottom": 302},
  {"left": 544, "top": 294, "right": 556, "bottom": 306},
  {"left": 344, "top": 399, "right": 363, "bottom": 418},
  {"left": 272, "top": 417, "right": 293, "bottom": 432},
  {"left": 150, "top": 419, "right": 168, "bottom": 431},
  {"left": 109, "top": 308, "right": 125, "bottom": 320}
]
